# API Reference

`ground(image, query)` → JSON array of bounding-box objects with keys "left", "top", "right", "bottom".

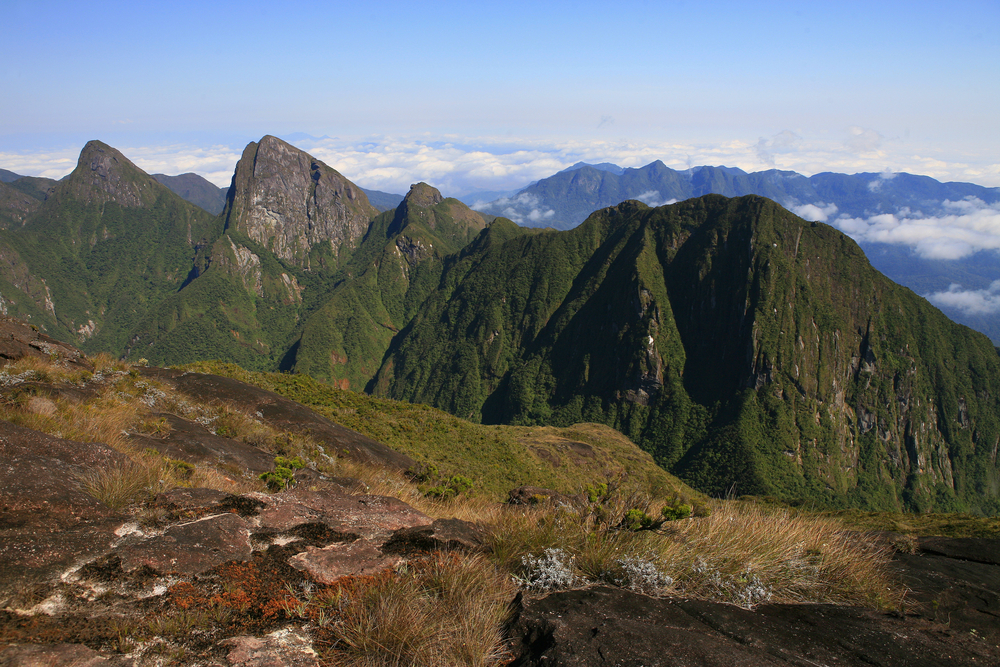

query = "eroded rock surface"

[
  {"left": 892, "top": 536, "right": 1000, "bottom": 645},
  {"left": 0, "top": 421, "right": 125, "bottom": 605},
  {"left": 288, "top": 539, "right": 404, "bottom": 585},
  {"left": 115, "top": 513, "right": 253, "bottom": 576},
  {"left": 255, "top": 488, "right": 431, "bottom": 542},
  {"left": 381, "top": 518, "right": 489, "bottom": 555},
  {"left": 0, "top": 642, "right": 128, "bottom": 666},
  {"left": 506, "top": 584, "right": 999, "bottom": 666},
  {"left": 128, "top": 412, "right": 276, "bottom": 476},
  {"left": 0, "top": 315, "right": 91, "bottom": 368},
  {"left": 218, "top": 628, "right": 320, "bottom": 667},
  {"left": 140, "top": 368, "right": 415, "bottom": 471}
]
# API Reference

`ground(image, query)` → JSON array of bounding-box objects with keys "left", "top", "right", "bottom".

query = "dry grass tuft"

[
  {"left": 286, "top": 553, "right": 515, "bottom": 667},
  {"left": 77, "top": 455, "right": 168, "bottom": 510},
  {"left": 489, "top": 492, "right": 899, "bottom": 609}
]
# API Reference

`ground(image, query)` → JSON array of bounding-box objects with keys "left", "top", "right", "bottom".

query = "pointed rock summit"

[
  {"left": 61, "top": 140, "right": 160, "bottom": 207},
  {"left": 223, "top": 136, "right": 378, "bottom": 267},
  {"left": 403, "top": 182, "right": 444, "bottom": 208},
  {"left": 391, "top": 181, "right": 486, "bottom": 244}
]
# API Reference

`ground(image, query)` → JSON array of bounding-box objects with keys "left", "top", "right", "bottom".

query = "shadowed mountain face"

[
  {"left": 0, "top": 138, "right": 998, "bottom": 513},
  {"left": 153, "top": 172, "right": 229, "bottom": 215},
  {"left": 372, "top": 195, "right": 1000, "bottom": 513}
]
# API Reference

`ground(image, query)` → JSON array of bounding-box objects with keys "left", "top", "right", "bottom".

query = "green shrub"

[
  {"left": 166, "top": 459, "right": 195, "bottom": 480},
  {"left": 425, "top": 485, "right": 456, "bottom": 500},
  {"left": 623, "top": 509, "right": 654, "bottom": 531},
  {"left": 424, "top": 474, "right": 474, "bottom": 500},
  {"left": 586, "top": 482, "right": 609, "bottom": 504},
  {"left": 661, "top": 503, "right": 693, "bottom": 521},
  {"left": 448, "top": 475, "right": 474, "bottom": 494},
  {"left": 406, "top": 462, "right": 440, "bottom": 483},
  {"left": 259, "top": 455, "right": 306, "bottom": 491}
]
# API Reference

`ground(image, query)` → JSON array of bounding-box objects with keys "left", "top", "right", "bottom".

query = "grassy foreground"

[{"left": 1, "top": 355, "right": 909, "bottom": 666}]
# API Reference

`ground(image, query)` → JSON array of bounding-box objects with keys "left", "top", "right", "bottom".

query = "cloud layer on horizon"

[
  {"left": 3, "top": 128, "right": 999, "bottom": 196},
  {"left": 827, "top": 198, "right": 1000, "bottom": 260},
  {"left": 925, "top": 281, "right": 1000, "bottom": 316},
  {"left": 475, "top": 192, "right": 556, "bottom": 226}
]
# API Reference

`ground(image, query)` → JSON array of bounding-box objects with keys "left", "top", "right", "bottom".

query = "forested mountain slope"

[
  {"left": 2, "top": 137, "right": 998, "bottom": 513},
  {"left": 373, "top": 195, "right": 1000, "bottom": 513}
]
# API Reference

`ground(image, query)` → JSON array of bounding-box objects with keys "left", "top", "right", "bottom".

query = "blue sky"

[{"left": 2, "top": 0, "right": 998, "bottom": 193}]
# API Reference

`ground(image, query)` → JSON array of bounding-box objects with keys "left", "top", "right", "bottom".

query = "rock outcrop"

[
  {"left": 0, "top": 421, "right": 127, "bottom": 605},
  {"left": 139, "top": 368, "right": 416, "bottom": 471},
  {"left": 222, "top": 136, "right": 379, "bottom": 268},
  {"left": 506, "top": 577, "right": 1000, "bottom": 666}
]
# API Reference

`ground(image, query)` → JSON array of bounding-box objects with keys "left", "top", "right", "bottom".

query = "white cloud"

[
  {"left": 845, "top": 126, "right": 883, "bottom": 154},
  {"left": 926, "top": 281, "right": 1000, "bottom": 315},
  {"left": 477, "top": 192, "right": 557, "bottom": 225},
  {"left": 3, "top": 131, "right": 1000, "bottom": 199},
  {"left": 790, "top": 202, "right": 838, "bottom": 222},
  {"left": 830, "top": 197, "right": 1000, "bottom": 260},
  {"left": 0, "top": 143, "right": 241, "bottom": 187},
  {"left": 754, "top": 130, "right": 802, "bottom": 167},
  {"left": 867, "top": 169, "right": 899, "bottom": 192},
  {"left": 633, "top": 190, "right": 677, "bottom": 208}
]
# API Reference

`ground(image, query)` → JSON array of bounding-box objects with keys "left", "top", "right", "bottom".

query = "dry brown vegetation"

[
  {"left": 488, "top": 488, "right": 898, "bottom": 610},
  {"left": 0, "top": 355, "right": 905, "bottom": 666}
]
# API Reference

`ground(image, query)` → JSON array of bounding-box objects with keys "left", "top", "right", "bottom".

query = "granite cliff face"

[{"left": 222, "top": 136, "right": 379, "bottom": 268}]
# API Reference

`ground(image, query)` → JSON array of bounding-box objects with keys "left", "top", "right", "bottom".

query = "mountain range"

[
  {"left": 2, "top": 137, "right": 999, "bottom": 514},
  {"left": 474, "top": 161, "right": 1000, "bottom": 343}
]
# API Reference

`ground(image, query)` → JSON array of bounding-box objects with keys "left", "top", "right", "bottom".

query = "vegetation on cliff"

[{"left": 1, "top": 138, "right": 999, "bottom": 515}]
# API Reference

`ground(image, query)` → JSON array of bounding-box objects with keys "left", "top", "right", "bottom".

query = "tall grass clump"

[
  {"left": 77, "top": 456, "right": 168, "bottom": 510},
  {"left": 489, "top": 489, "right": 899, "bottom": 609},
  {"left": 279, "top": 553, "right": 515, "bottom": 667}
]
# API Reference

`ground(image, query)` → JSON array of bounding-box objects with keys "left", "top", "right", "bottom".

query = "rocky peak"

[
  {"left": 222, "top": 136, "right": 378, "bottom": 268},
  {"left": 61, "top": 140, "right": 159, "bottom": 208},
  {"left": 403, "top": 182, "right": 444, "bottom": 208},
  {"left": 389, "top": 182, "right": 486, "bottom": 249}
]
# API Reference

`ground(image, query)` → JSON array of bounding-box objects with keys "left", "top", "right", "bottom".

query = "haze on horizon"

[{"left": 1, "top": 0, "right": 997, "bottom": 195}]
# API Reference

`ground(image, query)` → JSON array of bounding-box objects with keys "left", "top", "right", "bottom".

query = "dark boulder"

[
  {"left": 506, "top": 585, "right": 998, "bottom": 666},
  {"left": 381, "top": 518, "right": 490, "bottom": 555}
]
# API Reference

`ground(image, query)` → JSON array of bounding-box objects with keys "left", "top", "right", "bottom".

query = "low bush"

[{"left": 259, "top": 456, "right": 306, "bottom": 491}]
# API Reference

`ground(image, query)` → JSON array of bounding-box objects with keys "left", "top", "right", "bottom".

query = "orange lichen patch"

[
  {"left": 164, "top": 551, "right": 307, "bottom": 633},
  {"left": 167, "top": 581, "right": 207, "bottom": 610}
]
